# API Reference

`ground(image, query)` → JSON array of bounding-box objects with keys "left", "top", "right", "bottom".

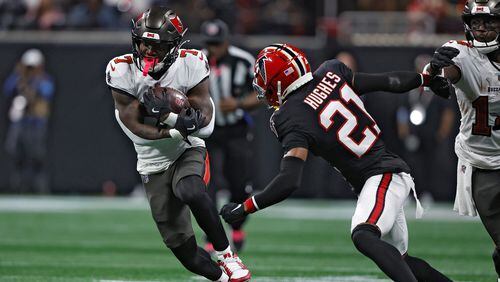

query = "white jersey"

[
  {"left": 105, "top": 49, "right": 210, "bottom": 174},
  {"left": 443, "top": 40, "right": 500, "bottom": 169}
]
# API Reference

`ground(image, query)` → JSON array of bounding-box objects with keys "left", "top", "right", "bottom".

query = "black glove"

[
  {"left": 220, "top": 202, "right": 248, "bottom": 224},
  {"left": 429, "top": 76, "right": 455, "bottom": 99},
  {"left": 430, "top": 47, "right": 460, "bottom": 76},
  {"left": 174, "top": 107, "right": 205, "bottom": 139},
  {"left": 143, "top": 87, "right": 171, "bottom": 120}
]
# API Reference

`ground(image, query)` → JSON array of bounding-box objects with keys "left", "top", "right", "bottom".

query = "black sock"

[
  {"left": 171, "top": 236, "right": 222, "bottom": 281},
  {"left": 404, "top": 254, "right": 452, "bottom": 281},
  {"left": 176, "top": 176, "right": 229, "bottom": 251},
  {"left": 493, "top": 247, "right": 500, "bottom": 278},
  {"left": 351, "top": 224, "right": 417, "bottom": 282}
]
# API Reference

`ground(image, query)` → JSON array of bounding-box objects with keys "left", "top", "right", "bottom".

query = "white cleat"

[{"left": 217, "top": 253, "right": 251, "bottom": 282}]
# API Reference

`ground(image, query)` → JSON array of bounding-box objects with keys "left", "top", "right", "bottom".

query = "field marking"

[{"left": 0, "top": 196, "right": 479, "bottom": 222}]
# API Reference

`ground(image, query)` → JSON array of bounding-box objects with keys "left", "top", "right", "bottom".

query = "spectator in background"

[
  {"left": 200, "top": 19, "right": 261, "bottom": 252},
  {"left": 396, "top": 54, "right": 456, "bottom": 202},
  {"left": 0, "top": 1, "right": 27, "bottom": 30},
  {"left": 27, "top": 0, "right": 66, "bottom": 30},
  {"left": 67, "top": 0, "right": 123, "bottom": 29},
  {"left": 3, "top": 49, "right": 55, "bottom": 193}
]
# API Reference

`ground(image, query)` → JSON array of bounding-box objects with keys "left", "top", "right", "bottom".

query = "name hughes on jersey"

[{"left": 303, "top": 72, "right": 342, "bottom": 110}]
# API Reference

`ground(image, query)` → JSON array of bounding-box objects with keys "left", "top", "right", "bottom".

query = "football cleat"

[
  {"left": 217, "top": 253, "right": 251, "bottom": 282},
  {"left": 232, "top": 230, "right": 246, "bottom": 252}
]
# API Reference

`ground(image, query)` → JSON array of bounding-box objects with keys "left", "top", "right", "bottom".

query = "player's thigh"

[
  {"left": 172, "top": 147, "right": 210, "bottom": 198},
  {"left": 472, "top": 168, "right": 500, "bottom": 245},
  {"left": 383, "top": 208, "right": 408, "bottom": 255},
  {"left": 142, "top": 169, "right": 194, "bottom": 248},
  {"left": 351, "top": 172, "right": 411, "bottom": 236}
]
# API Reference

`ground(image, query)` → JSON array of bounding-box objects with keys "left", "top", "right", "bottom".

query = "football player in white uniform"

[
  {"left": 105, "top": 7, "right": 250, "bottom": 282},
  {"left": 428, "top": 1, "right": 500, "bottom": 280}
]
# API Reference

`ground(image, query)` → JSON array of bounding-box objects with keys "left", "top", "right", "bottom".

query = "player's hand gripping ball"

[{"left": 143, "top": 85, "right": 190, "bottom": 120}]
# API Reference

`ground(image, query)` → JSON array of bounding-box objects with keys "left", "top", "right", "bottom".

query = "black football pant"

[{"left": 206, "top": 123, "right": 253, "bottom": 231}]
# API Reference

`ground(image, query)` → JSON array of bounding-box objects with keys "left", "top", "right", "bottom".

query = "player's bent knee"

[
  {"left": 157, "top": 221, "right": 193, "bottom": 249},
  {"left": 176, "top": 175, "right": 208, "bottom": 204},
  {"left": 351, "top": 223, "right": 381, "bottom": 245}
]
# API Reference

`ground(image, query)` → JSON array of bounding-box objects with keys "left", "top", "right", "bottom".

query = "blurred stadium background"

[{"left": 0, "top": 0, "right": 494, "bottom": 281}]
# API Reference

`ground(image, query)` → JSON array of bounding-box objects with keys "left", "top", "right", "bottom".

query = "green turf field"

[{"left": 0, "top": 196, "right": 495, "bottom": 282}]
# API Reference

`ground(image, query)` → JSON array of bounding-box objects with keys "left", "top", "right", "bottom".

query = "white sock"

[{"left": 216, "top": 245, "right": 232, "bottom": 260}]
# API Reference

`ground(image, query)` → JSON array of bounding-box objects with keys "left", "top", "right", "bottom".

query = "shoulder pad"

[{"left": 105, "top": 55, "right": 135, "bottom": 94}]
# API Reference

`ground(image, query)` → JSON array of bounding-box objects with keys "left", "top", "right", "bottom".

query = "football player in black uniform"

[{"left": 220, "top": 44, "right": 453, "bottom": 281}]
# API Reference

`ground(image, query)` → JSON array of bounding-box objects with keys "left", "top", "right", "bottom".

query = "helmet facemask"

[
  {"left": 131, "top": 8, "right": 187, "bottom": 76},
  {"left": 132, "top": 35, "right": 183, "bottom": 75},
  {"left": 464, "top": 14, "right": 500, "bottom": 53}
]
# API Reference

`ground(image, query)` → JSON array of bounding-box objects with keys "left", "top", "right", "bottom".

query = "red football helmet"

[{"left": 253, "top": 44, "right": 313, "bottom": 108}]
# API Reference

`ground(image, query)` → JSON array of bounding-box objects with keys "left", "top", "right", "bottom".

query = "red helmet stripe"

[{"left": 169, "top": 15, "right": 183, "bottom": 34}]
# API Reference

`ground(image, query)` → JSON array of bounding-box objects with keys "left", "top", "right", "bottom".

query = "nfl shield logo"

[{"left": 141, "top": 174, "right": 149, "bottom": 184}]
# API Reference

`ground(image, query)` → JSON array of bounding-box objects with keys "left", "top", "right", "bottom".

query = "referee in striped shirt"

[{"left": 201, "top": 19, "right": 261, "bottom": 253}]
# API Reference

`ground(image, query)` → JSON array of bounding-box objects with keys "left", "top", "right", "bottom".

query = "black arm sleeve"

[
  {"left": 353, "top": 72, "right": 423, "bottom": 95},
  {"left": 253, "top": 156, "right": 305, "bottom": 210}
]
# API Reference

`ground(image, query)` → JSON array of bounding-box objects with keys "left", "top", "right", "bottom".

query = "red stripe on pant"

[
  {"left": 367, "top": 173, "right": 393, "bottom": 224},
  {"left": 203, "top": 153, "right": 211, "bottom": 186}
]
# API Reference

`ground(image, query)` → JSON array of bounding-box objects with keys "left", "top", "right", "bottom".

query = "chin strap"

[{"left": 277, "top": 81, "right": 282, "bottom": 106}]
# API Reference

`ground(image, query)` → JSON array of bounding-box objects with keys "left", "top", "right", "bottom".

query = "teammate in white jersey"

[
  {"left": 428, "top": 1, "right": 500, "bottom": 280},
  {"left": 105, "top": 7, "right": 250, "bottom": 282}
]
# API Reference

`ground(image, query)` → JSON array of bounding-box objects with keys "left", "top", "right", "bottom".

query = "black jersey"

[{"left": 270, "top": 59, "right": 410, "bottom": 192}]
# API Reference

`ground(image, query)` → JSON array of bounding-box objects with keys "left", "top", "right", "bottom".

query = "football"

[{"left": 151, "top": 85, "right": 190, "bottom": 114}]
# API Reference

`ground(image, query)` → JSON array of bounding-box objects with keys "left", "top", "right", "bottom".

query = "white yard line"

[{"left": 0, "top": 196, "right": 479, "bottom": 222}]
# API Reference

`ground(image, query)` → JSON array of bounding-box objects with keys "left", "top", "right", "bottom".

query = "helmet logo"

[
  {"left": 258, "top": 56, "right": 269, "bottom": 83},
  {"left": 142, "top": 32, "right": 160, "bottom": 40},
  {"left": 472, "top": 6, "right": 490, "bottom": 13},
  {"left": 169, "top": 15, "right": 184, "bottom": 34}
]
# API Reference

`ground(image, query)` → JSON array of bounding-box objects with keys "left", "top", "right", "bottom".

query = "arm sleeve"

[
  {"left": 252, "top": 156, "right": 305, "bottom": 210},
  {"left": 353, "top": 72, "right": 423, "bottom": 95}
]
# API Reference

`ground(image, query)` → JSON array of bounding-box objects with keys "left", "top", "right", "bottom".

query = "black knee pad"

[
  {"left": 351, "top": 224, "right": 381, "bottom": 251},
  {"left": 352, "top": 224, "right": 381, "bottom": 241},
  {"left": 176, "top": 175, "right": 208, "bottom": 204}
]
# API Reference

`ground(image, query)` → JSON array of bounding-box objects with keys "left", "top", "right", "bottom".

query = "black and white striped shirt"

[{"left": 203, "top": 46, "right": 255, "bottom": 126}]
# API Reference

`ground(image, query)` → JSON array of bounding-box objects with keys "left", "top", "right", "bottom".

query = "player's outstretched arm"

[
  {"left": 112, "top": 88, "right": 173, "bottom": 140},
  {"left": 353, "top": 72, "right": 424, "bottom": 94},
  {"left": 220, "top": 147, "right": 308, "bottom": 224},
  {"left": 353, "top": 71, "right": 455, "bottom": 99}
]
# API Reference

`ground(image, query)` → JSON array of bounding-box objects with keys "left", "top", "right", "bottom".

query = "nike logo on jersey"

[
  {"left": 187, "top": 125, "right": 196, "bottom": 130},
  {"left": 151, "top": 108, "right": 160, "bottom": 113}
]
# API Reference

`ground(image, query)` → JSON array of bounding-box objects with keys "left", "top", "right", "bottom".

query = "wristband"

[
  {"left": 168, "top": 129, "right": 183, "bottom": 140},
  {"left": 420, "top": 73, "right": 431, "bottom": 87},
  {"left": 243, "top": 196, "right": 259, "bottom": 213},
  {"left": 160, "top": 113, "right": 178, "bottom": 127}
]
